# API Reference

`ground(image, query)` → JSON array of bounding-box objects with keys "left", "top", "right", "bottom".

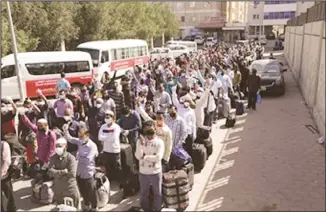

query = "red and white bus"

[
  {"left": 1, "top": 51, "right": 93, "bottom": 99},
  {"left": 76, "top": 39, "right": 149, "bottom": 79}
]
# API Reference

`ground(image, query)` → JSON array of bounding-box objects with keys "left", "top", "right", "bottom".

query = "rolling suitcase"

[
  {"left": 162, "top": 170, "right": 190, "bottom": 211},
  {"left": 195, "top": 137, "right": 213, "bottom": 159},
  {"left": 196, "top": 126, "right": 211, "bottom": 140},
  {"left": 235, "top": 100, "right": 244, "bottom": 115},
  {"left": 120, "top": 143, "right": 136, "bottom": 176},
  {"left": 182, "top": 163, "right": 194, "bottom": 190},
  {"left": 192, "top": 144, "right": 207, "bottom": 172},
  {"left": 217, "top": 98, "right": 226, "bottom": 119}
]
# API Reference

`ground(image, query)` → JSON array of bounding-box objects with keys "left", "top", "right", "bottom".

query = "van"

[
  {"left": 149, "top": 47, "right": 171, "bottom": 60},
  {"left": 1, "top": 51, "right": 93, "bottom": 99},
  {"left": 165, "top": 41, "right": 197, "bottom": 53},
  {"left": 166, "top": 45, "right": 189, "bottom": 58}
]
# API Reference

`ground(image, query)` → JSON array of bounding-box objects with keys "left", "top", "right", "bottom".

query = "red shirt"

[{"left": 1, "top": 111, "right": 16, "bottom": 139}]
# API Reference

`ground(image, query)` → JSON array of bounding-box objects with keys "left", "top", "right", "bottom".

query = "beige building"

[
  {"left": 223, "top": 1, "right": 249, "bottom": 42},
  {"left": 295, "top": 1, "right": 316, "bottom": 16},
  {"left": 168, "top": 2, "right": 227, "bottom": 38}
]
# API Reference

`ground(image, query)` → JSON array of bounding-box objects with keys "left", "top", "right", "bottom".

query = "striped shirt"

[
  {"left": 164, "top": 115, "right": 188, "bottom": 148},
  {"left": 108, "top": 91, "right": 125, "bottom": 118}
]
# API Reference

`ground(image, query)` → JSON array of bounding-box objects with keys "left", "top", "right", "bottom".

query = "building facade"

[
  {"left": 168, "top": 2, "right": 227, "bottom": 38},
  {"left": 247, "top": 0, "right": 297, "bottom": 39},
  {"left": 223, "top": 1, "right": 249, "bottom": 42},
  {"left": 295, "top": 1, "right": 316, "bottom": 16}
]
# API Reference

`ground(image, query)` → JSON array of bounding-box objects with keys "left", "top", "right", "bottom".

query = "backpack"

[
  {"left": 170, "top": 147, "right": 192, "bottom": 170},
  {"left": 225, "top": 115, "right": 236, "bottom": 128},
  {"left": 1, "top": 139, "right": 25, "bottom": 180},
  {"left": 94, "top": 172, "right": 110, "bottom": 208},
  {"left": 31, "top": 179, "right": 54, "bottom": 205}
]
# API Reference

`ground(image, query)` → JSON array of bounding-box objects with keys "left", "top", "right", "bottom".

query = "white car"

[
  {"left": 150, "top": 47, "right": 170, "bottom": 60},
  {"left": 166, "top": 44, "right": 189, "bottom": 58},
  {"left": 194, "top": 36, "right": 205, "bottom": 45},
  {"left": 205, "top": 37, "right": 216, "bottom": 47},
  {"left": 260, "top": 38, "right": 267, "bottom": 45}
]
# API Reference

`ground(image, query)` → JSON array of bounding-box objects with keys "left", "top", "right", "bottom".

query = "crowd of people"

[{"left": 1, "top": 40, "right": 267, "bottom": 212}]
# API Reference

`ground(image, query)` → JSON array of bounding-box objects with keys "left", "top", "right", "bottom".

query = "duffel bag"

[
  {"left": 195, "top": 137, "right": 213, "bottom": 159},
  {"left": 31, "top": 179, "right": 54, "bottom": 205},
  {"left": 192, "top": 143, "right": 207, "bottom": 172},
  {"left": 196, "top": 126, "right": 211, "bottom": 140},
  {"left": 94, "top": 172, "right": 110, "bottom": 208},
  {"left": 182, "top": 163, "right": 194, "bottom": 190},
  {"left": 225, "top": 115, "right": 236, "bottom": 128},
  {"left": 170, "top": 147, "right": 192, "bottom": 170},
  {"left": 162, "top": 170, "right": 190, "bottom": 211}
]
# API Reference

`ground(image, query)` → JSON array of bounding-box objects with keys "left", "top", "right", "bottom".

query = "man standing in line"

[{"left": 247, "top": 69, "right": 261, "bottom": 110}]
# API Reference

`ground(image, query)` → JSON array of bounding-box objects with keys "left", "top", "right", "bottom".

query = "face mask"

[
  {"left": 80, "top": 138, "right": 88, "bottom": 145},
  {"left": 105, "top": 118, "right": 112, "bottom": 124},
  {"left": 59, "top": 95, "right": 65, "bottom": 100},
  {"left": 38, "top": 127, "right": 46, "bottom": 132},
  {"left": 55, "top": 147, "right": 65, "bottom": 156}
]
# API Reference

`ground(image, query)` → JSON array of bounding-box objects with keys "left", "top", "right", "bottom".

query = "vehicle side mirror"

[{"left": 282, "top": 68, "right": 287, "bottom": 72}]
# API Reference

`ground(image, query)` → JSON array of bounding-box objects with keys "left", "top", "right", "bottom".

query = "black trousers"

[
  {"left": 102, "top": 152, "right": 123, "bottom": 185},
  {"left": 247, "top": 91, "right": 257, "bottom": 109},
  {"left": 76, "top": 176, "right": 97, "bottom": 209},
  {"left": 1, "top": 176, "right": 16, "bottom": 212},
  {"left": 183, "top": 135, "right": 194, "bottom": 157}
]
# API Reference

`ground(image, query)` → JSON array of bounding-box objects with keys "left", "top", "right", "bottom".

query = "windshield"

[
  {"left": 77, "top": 48, "right": 100, "bottom": 67},
  {"left": 251, "top": 62, "right": 281, "bottom": 76},
  {"left": 207, "top": 38, "right": 213, "bottom": 41}
]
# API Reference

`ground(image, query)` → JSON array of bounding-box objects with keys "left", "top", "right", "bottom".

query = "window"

[
  {"left": 257, "top": 14, "right": 260, "bottom": 19},
  {"left": 111, "top": 49, "right": 117, "bottom": 60},
  {"left": 181, "top": 16, "right": 185, "bottom": 22},
  {"left": 190, "top": 2, "right": 195, "bottom": 8},
  {"left": 264, "top": 11, "right": 296, "bottom": 20},
  {"left": 101, "top": 50, "right": 109, "bottom": 63},
  {"left": 253, "top": 14, "right": 256, "bottom": 19},
  {"left": 1, "top": 65, "right": 16, "bottom": 79},
  {"left": 142, "top": 46, "right": 147, "bottom": 56},
  {"left": 26, "top": 61, "right": 90, "bottom": 75},
  {"left": 76, "top": 48, "right": 100, "bottom": 66}
]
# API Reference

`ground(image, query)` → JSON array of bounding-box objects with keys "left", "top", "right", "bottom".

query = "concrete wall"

[{"left": 284, "top": 20, "right": 325, "bottom": 138}]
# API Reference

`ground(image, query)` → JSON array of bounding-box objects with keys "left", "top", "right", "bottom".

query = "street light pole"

[{"left": 6, "top": 1, "right": 24, "bottom": 101}]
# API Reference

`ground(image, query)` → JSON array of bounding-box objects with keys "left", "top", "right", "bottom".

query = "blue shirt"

[
  {"left": 56, "top": 78, "right": 71, "bottom": 92},
  {"left": 64, "top": 131, "right": 98, "bottom": 179}
]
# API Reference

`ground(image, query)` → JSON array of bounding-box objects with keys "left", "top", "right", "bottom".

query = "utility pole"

[{"left": 6, "top": 1, "right": 24, "bottom": 101}]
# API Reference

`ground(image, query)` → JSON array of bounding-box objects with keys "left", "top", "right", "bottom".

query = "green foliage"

[{"left": 1, "top": 2, "right": 179, "bottom": 56}]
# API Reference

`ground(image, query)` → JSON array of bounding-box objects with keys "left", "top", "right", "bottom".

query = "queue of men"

[{"left": 1, "top": 40, "right": 265, "bottom": 212}]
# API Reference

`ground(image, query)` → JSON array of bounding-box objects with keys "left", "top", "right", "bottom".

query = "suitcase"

[
  {"left": 192, "top": 144, "right": 207, "bottom": 172},
  {"left": 235, "top": 100, "right": 244, "bottom": 115},
  {"left": 217, "top": 98, "right": 226, "bottom": 119},
  {"left": 196, "top": 126, "right": 211, "bottom": 140},
  {"left": 162, "top": 170, "right": 190, "bottom": 211},
  {"left": 195, "top": 137, "right": 213, "bottom": 159},
  {"left": 123, "top": 173, "right": 140, "bottom": 197},
  {"left": 225, "top": 116, "right": 236, "bottom": 128},
  {"left": 120, "top": 143, "right": 136, "bottom": 176},
  {"left": 182, "top": 163, "right": 194, "bottom": 190}
]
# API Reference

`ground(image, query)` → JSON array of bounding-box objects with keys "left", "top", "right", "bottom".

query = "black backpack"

[{"left": 225, "top": 115, "right": 236, "bottom": 128}]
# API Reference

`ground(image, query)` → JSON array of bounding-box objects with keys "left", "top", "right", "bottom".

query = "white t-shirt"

[{"left": 98, "top": 123, "right": 121, "bottom": 153}]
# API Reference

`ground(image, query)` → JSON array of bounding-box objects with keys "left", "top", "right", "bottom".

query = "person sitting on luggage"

[
  {"left": 19, "top": 113, "right": 56, "bottom": 167},
  {"left": 117, "top": 106, "right": 142, "bottom": 152},
  {"left": 48, "top": 138, "right": 80, "bottom": 208},
  {"left": 98, "top": 110, "right": 123, "bottom": 189},
  {"left": 135, "top": 120, "right": 164, "bottom": 212},
  {"left": 1, "top": 140, "right": 17, "bottom": 212},
  {"left": 63, "top": 124, "right": 98, "bottom": 212}
]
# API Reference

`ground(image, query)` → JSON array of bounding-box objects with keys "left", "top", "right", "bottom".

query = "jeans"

[
  {"left": 76, "top": 176, "right": 97, "bottom": 209},
  {"left": 247, "top": 91, "right": 257, "bottom": 109},
  {"left": 139, "top": 173, "right": 163, "bottom": 212}
]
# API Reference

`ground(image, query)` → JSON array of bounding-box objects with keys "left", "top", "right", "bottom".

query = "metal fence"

[{"left": 287, "top": 2, "right": 325, "bottom": 26}]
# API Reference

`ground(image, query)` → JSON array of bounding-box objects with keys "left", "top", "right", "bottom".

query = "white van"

[
  {"left": 166, "top": 45, "right": 189, "bottom": 58},
  {"left": 1, "top": 51, "right": 93, "bottom": 99},
  {"left": 165, "top": 41, "right": 197, "bottom": 52},
  {"left": 150, "top": 47, "right": 171, "bottom": 60}
]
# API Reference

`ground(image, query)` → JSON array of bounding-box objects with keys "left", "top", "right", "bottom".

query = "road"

[{"left": 11, "top": 52, "right": 325, "bottom": 211}]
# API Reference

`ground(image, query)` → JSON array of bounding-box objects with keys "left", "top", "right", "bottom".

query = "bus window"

[
  {"left": 116, "top": 48, "right": 123, "bottom": 60},
  {"left": 142, "top": 46, "right": 147, "bottom": 56},
  {"left": 76, "top": 48, "right": 100, "bottom": 66},
  {"left": 101, "top": 50, "right": 109, "bottom": 63},
  {"left": 26, "top": 61, "right": 90, "bottom": 75},
  {"left": 124, "top": 48, "right": 129, "bottom": 59},
  {"left": 111, "top": 49, "right": 117, "bottom": 61},
  {"left": 1, "top": 65, "right": 16, "bottom": 79}
]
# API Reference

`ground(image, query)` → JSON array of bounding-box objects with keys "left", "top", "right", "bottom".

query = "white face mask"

[
  {"left": 105, "top": 118, "right": 112, "bottom": 124},
  {"left": 59, "top": 95, "right": 65, "bottom": 100},
  {"left": 55, "top": 147, "right": 65, "bottom": 156}
]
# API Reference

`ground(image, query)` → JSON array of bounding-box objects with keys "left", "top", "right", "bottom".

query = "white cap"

[
  {"left": 37, "top": 118, "right": 48, "bottom": 124},
  {"left": 105, "top": 110, "right": 114, "bottom": 117},
  {"left": 56, "top": 138, "right": 67, "bottom": 145}
]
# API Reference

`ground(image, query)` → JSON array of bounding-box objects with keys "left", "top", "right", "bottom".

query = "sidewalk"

[{"left": 195, "top": 56, "right": 325, "bottom": 211}]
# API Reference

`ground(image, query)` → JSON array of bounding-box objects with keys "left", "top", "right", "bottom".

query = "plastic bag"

[{"left": 256, "top": 93, "right": 262, "bottom": 104}]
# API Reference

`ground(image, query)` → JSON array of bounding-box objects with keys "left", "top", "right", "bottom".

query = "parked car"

[
  {"left": 150, "top": 47, "right": 171, "bottom": 60},
  {"left": 165, "top": 44, "right": 189, "bottom": 58},
  {"left": 195, "top": 36, "right": 205, "bottom": 45},
  {"left": 260, "top": 38, "right": 267, "bottom": 45},
  {"left": 278, "top": 34, "right": 285, "bottom": 41},
  {"left": 204, "top": 37, "right": 216, "bottom": 47},
  {"left": 250, "top": 59, "right": 287, "bottom": 96},
  {"left": 266, "top": 32, "right": 276, "bottom": 40},
  {"left": 182, "top": 35, "right": 196, "bottom": 41}
]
